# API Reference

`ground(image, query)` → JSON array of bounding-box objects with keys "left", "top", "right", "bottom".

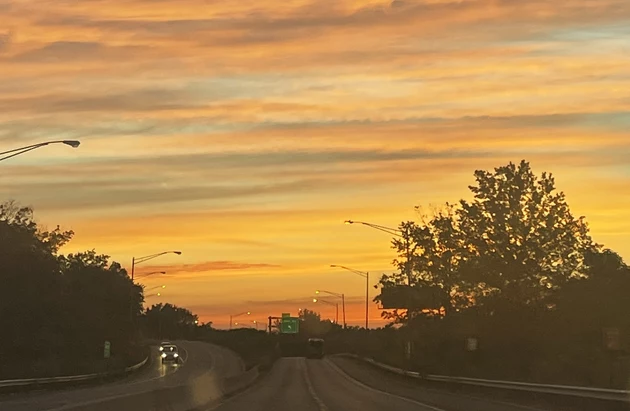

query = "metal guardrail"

[
  {"left": 0, "top": 356, "right": 149, "bottom": 389},
  {"left": 340, "top": 353, "right": 630, "bottom": 402}
]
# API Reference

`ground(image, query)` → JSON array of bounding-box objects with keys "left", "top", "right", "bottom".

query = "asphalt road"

[
  {"left": 210, "top": 356, "right": 556, "bottom": 411},
  {"left": 0, "top": 341, "right": 243, "bottom": 411}
]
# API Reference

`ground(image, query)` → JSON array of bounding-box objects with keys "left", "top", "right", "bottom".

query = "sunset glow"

[{"left": 1, "top": 0, "right": 629, "bottom": 327}]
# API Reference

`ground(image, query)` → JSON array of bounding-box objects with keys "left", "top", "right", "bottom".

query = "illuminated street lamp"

[
  {"left": 313, "top": 298, "right": 339, "bottom": 324},
  {"left": 230, "top": 311, "right": 251, "bottom": 330},
  {"left": 315, "top": 290, "right": 345, "bottom": 328},
  {"left": 330, "top": 265, "right": 370, "bottom": 329}
]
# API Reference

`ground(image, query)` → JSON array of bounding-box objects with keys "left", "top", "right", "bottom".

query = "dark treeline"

[{"left": 0, "top": 201, "right": 204, "bottom": 378}]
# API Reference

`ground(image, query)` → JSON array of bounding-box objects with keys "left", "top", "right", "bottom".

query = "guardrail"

[
  {"left": 339, "top": 353, "right": 630, "bottom": 403},
  {"left": 0, "top": 355, "right": 149, "bottom": 389}
]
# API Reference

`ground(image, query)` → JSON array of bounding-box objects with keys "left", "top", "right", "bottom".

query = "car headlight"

[
  {"left": 174, "top": 353, "right": 179, "bottom": 358},
  {"left": 161, "top": 353, "right": 166, "bottom": 358},
  {"left": 159, "top": 347, "right": 164, "bottom": 351}
]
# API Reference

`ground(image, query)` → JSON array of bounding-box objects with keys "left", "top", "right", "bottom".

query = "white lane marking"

[
  {"left": 301, "top": 359, "right": 329, "bottom": 411},
  {"left": 179, "top": 345, "right": 189, "bottom": 365},
  {"left": 324, "top": 358, "right": 447, "bottom": 411}
]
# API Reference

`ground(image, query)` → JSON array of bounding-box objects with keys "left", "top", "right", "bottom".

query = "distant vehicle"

[
  {"left": 158, "top": 341, "right": 172, "bottom": 352},
  {"left": 307, "top": 338, "right": 324, "bottom": 359},
  {"left": 160, "top": 344, "right": 179, "bottom": 363}
]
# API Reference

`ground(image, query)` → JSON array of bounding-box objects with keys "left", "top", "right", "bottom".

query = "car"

[
  {"left": 158, "top": 341, "right": 172, "bottom": 352},
  {"left": 160, "top": 344, "right": 180, "bottom": 363}
]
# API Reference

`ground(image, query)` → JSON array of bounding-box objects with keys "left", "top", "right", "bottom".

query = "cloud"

[
  {"left": 0, "top": 31, "right": 11, "bottom": 53},
  {"left": 138, "top": 260, "right": 281, "bottom": 275}
]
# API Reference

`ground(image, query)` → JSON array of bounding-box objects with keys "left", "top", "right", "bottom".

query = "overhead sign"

[
  {"left": 378, "top": 285, "right": 443, "bottom": 310},
  {"left": 282, "top": 313, "right": 291, "bottom": 318},
  {"left": 281, "top": 317, "right": 299, "bottom": 334},
  {"left": 104, "top": 341, "right": 111, "bottom": 358}
]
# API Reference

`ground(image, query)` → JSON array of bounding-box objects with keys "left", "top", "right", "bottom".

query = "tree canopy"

[{"left": 376, "top": 160, "right": 596, "bottom": 323}]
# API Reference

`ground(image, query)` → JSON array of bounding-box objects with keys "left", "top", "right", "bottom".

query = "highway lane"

[
  {"left": 327, "top": 356, "right": 556, "bottom": 411},
  {"left": 211, "top": 356, "right": 558, "bottom": 411},
  {"left": 212, "top": 357, "right": 447, "bottom": 411},
  {"left": 0, "top": 341, "right": 243, "bottom": 411}
]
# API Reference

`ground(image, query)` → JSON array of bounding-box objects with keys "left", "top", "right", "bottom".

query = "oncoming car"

[
  {"left": 160, "top": 344, "right": 180, "bottom": 364},
  {"left": 158, "top": 341, "right": 172, "bottom": 352}
]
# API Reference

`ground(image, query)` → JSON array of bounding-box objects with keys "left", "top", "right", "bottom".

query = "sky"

[{"left": 1, "top": 0, "right": 629, "bottom": 328}]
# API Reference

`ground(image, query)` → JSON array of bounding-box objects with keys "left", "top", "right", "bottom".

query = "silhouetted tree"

[
  {"left": 0, "top": 201, "right": 145, "bottom": 376},
  {"left": 145, "top": 303, "right": 199, "bottom": 340},
  {"left": 458, "top": 160, "right": 593, "bottom": 307}
]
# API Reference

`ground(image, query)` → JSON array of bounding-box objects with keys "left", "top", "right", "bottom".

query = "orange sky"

[{"left": 1, "top": 0, "right": 629, "bottom": 328}]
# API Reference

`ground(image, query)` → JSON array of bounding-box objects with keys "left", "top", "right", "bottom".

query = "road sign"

[
  {"left": 281, "top": 317, "right": 299, "bottom": 334},
  {"left": 282, "top": 313, "right": 290, "bottom": 318},
  {"left": 104, "top": 341, "right": 111, "bottom": 358}
]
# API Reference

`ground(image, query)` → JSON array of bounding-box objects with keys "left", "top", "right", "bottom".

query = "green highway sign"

[
  {"left": 282, "top": 313, "right": 290, "bottom": 318},
  {"left": 104, "top": 341, "right": 111, "bottom": 358},
  {"left": 281, "top": 317, "right": 299, "bottom": 334}
]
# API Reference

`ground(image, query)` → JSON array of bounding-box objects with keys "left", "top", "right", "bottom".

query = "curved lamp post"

[
  {"left": 330, "top": 264, "right": 369, "bottom": 329},
  {"left": 131, "top": 252, "right": 181, "bottom": 281},
  {"left": 230, "top": 311, "right": 251, "bottom": 330},
  {"left": 315, "top": 290, "right": 345, "bottom": 328},
  {"left": 0, "top": 140, "right": 80, "bottom": 162}
]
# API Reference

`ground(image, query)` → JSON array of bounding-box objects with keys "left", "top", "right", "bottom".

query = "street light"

[
  {"left": 313, "top": 298, "right": 339, "bottom": 324},
  {"left": 344, "top": 220, "right": 402, "bottom": 237},
  {"left": 136, "top": 271, "right": 166, "bottom": 278},
  {"left": 146, "top": 285, "right": 166, "bottom": 292},
  {"left": 252, "top": 320, "right": 266, "bottom": 330},
  {"left": 315, "top": 290, "right": 346, "bottom": 328},
  {"left": 345, "top": 219, "right": 414, "bottom": 285},
  {"left": 230, "top": 311, "right": 251, "bottom": 330},
  {"left": 131, "top": 251, "right": 181, "bottom": 281},
  {"left": 331, "top": 264, "right": 370, "bottom": 329},
  {"left": 0, "top": 140, "right": 80, "bottom": 162}
]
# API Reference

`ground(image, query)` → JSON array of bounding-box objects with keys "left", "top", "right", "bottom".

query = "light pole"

[
  {"left": 0, "top": 140, "right": 80, "bottom": 162},
  {"left": 136, "top": 271, "right": 166, "bottom": 279},
  {"left": 230, "top": 311, "right": 250, "bottom": 330},
  {"left": 331, "top": 265, "right": 370, "bottom": 329},
  {"left": 344, "top": 219, "right": 413, "bottom": 285},
  {"left": 313, "top": 298, "right": 338, "bottom": 324},
  {"left": 315, "top": 290, "right": 345, "bottom": 328},
  {"left": 253, "top": 320, "right": 266, "bottom": 330},
  {"left": 131, "top": 251, "right": 181, "bottom": 281}
]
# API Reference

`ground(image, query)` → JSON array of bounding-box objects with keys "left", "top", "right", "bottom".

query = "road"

[
  {"left": 1, "top": 346, "right": 562, "bottom": 411},
  {"left": 211, "top": 356, "right": 555, "bottom": 411},
  {"left": 0, "top": 341, "right": 243, "bottom": 411}
]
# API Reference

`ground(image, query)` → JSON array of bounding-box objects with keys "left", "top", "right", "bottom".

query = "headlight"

[
  {"left": 161, "top": 353, "right": 166, "bottom": 358},
  {"left": 159, "top": 347, "right": 164, "bottom": 351},
  {"left": 174, "top": 353, "right": 179, "bottom": 358}
]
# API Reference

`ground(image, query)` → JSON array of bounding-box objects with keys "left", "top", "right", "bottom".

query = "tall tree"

[
  {"left": 457, "top": 160, "right": 593, "bottom": 306},
  {"left": 59, "top": 250, "right": 142, "bottom": 357},
  {"left": 0, "top": 202, "right": 72, "bottom": 359},
  {"left": 145, "top": 303, "right": 198, "bottom": 340}
]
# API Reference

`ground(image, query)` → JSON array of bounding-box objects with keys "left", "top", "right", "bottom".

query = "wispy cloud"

[{"left": 139, "top": 260, "right": 282, "bottom": 276}]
